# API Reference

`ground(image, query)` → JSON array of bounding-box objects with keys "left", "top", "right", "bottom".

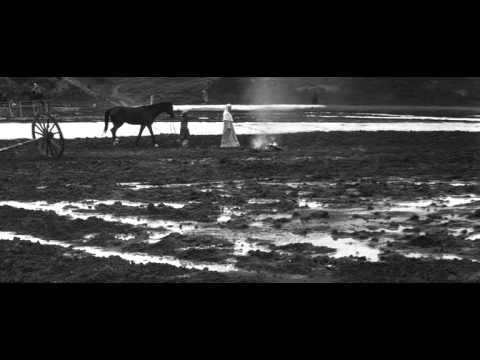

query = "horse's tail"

[{"left": 104, "top": 109, "right": 111, "bottom": 133}]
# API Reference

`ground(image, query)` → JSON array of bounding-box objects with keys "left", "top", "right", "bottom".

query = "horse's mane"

[{"left": 145, "top": 102, "right": 172, "bottom": 107}]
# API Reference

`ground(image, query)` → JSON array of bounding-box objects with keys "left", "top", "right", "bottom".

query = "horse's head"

[{"left": 167, "top": 103, "right": 175, "bottom": 118}]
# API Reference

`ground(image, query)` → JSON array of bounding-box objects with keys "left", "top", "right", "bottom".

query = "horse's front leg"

[
  {"left": 136, "top": 125, "right": 146, "bottom": 146},
  {"left": 147, "top": 125, "right": 158, "bottom": 148}
]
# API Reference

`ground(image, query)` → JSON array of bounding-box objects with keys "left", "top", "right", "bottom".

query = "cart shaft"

[{"left": 0, "top": 139, "right": 39, "bottom": 153}]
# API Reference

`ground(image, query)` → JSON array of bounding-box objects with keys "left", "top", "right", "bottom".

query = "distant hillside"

[
  {"left": 2, "top": 77, "right": 480, "bottom": 106},
  {"left": 0, "top": 77, "right": 220, "bottom": 105}
]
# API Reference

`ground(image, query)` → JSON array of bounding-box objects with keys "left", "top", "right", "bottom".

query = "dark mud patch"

[
  {"left": 0, "top": 238, "right": 283, "bottom": 282},
  {"left": 0, "top": 239, "right": 196, "bottom": 282},
  {"left": 467, "top": 209, "right": 480, "bottom": 219},
  {"left": 0, "top": 206, "right": 146, "bottom": 244},
  {"left": 176, "top": 248, "right": 234, "bottom": 263},
  {"left": 293, "top": 209, "right": 330, "bottom": 221},
  {"left": 83, "top": 231, "right": 150, "bottom": 247},
  {"left": 116, "top": 186, "right": 229, "bottom": 205},
  {"left": 334, "top": 254, "right": 480, "bottom": 283},
  {"left": 123, "top": 233, "right": 234, "bottom": 263},
  {"left": 271, "top": 243, "right": 336, "bottom": 255},
  {"left": 391, "top": 230, "right": 480, "bottom": 259},
  {"left": 222, "top": 216, "right": 250, "bottom": 230},
  {"left": 235, "top": 250, "right": 333, "bottom": 276},
  {"left": 80, "top": 201, "right": 220, "bottom": 223},
  {"left": 3, "top": 132, "right": 480, "bottom": 204}
]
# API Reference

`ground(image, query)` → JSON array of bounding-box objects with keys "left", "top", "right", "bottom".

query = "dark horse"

[{"left": 104, "top": 102, "right": 175, "bottom": 146}]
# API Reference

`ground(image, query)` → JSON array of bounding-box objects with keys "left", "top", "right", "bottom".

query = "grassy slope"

[{"left": 2, "top": 77, "right": 480, "bottom": 106}]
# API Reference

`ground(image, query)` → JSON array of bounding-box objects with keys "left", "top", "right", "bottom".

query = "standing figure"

[
  {"left": 179, "top": 111, "right": 191, "bottom": 147},
  {"left": 221, "top": 104, "right": 240, "bottom": 148},
  {"left": 31, "top": 82, "right": 45, "bottom": 115},
  {"left": 201, "top": 89, "right": 209, "bottom": 104},
  {"left": 31, "top": 82, "right": 43, "bottom": 100},
  {"left": 311, "top": 90, "right": 319, "bottom": 105},
  {"left": 8, "top": 99, "right": 16, "bottom": 118}
]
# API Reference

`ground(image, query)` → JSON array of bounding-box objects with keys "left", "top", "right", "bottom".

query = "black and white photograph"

[{"left": 2, "top": 76, "right": 480, "bottom": 283}]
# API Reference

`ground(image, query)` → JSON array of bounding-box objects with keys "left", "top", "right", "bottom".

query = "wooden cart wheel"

[{"left": 32, "top": 114, "right": 65, "bottom": 159}]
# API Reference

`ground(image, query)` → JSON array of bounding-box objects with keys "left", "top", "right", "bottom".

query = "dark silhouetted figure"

[
  {"left": 311, "top": 90, "right": 319, "bottom": 105},
  {"left": 31, "top": 82, "right": 43, "bottom": 100},
  {"left": 202, "top": 89, "right": 209, "bottom": 104},
  {"left": 179, "top": 111, "right": 191, "bottom": 147}
]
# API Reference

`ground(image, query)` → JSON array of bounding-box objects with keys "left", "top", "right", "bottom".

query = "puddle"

[
  {"left": 217, "top": 206, "right": 244, "bottom": 223},
  {"left": 254, "top": 213, "right": 292, "bottom": 222},
  {"left": 402, "top": 252, "right": 464, "bottom": 261},
  {"left": 0, "top": 230, "right": 236, "bottom": 273},
  {"left": 282, "top": 233, "right": 382, "bottom": 262},
  {"left": 6, "top": 197, "right": 468, "bottom": 264},
  {"left": 0, "top": 230, "right": 76, "bottom": 249},
  {"left": 75, "top": 246, "right": 236, "bottom": 272},
  {"left": 248, "top": 199, "right": 281, "bottom": 205},
  {"left": 232, "top": 239, "right": 270, "bottom": 256},
  {"left": 390, "top": 178, "right": 478, "bottom": 188},
  {"left": 386, "top": 195, "right": 480, "bottom": 213},
  {"left": 451, "top": 182, "right": 477, "bottom": 187},
  {"left": 387, "top": 200, "right": 435, "bottom": 213},
  {"left": 298, "top": 199, "right": 326, "bottom": 209},
  {"left": 117, "top": 182, "right": 158, "bottom": 190},
  {"left": 467, "top": 233, "right": 480, "bottom": 241},
  {"left": 449, "top": 228, "right": 474, "bottom": 237},
  {"left": 0, "top": 200, "right": 192, "bottom": 236},
  {"left": 4, "top": 189, "right": 480, "bottom": 268},
  {"left": 195, "top": 225, "right": 382, "bottom": 262},
  {"left": 258, "top": 181, "right": 336, "bottom": 189},
  {"left": 160, "top": 180, "right": 245, "bottom": 189},
  {"left": 446, "top": 196, "right": 480, "bottom": 207}
]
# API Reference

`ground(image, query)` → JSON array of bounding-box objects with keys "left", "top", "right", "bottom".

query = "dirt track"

[{"left": 2, "top": 131, "right": 480, "bottom": 282}]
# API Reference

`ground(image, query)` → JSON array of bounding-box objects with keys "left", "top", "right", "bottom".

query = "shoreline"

[{"left": 2, "top": 122, "right": 480, "bottom": 141}]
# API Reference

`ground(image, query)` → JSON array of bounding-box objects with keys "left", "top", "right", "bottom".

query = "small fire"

[{"left": 251, "top": 135, "right": 282, "bottom": 151}]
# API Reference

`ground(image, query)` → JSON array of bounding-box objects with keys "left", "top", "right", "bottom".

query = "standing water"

[{"left": 2, "top": 105, "right": 480, "bottom": 140}]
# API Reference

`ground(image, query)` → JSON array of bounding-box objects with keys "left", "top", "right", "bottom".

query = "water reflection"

[{"left": 3, "top": 117, "right": 480, "bottom": 140}]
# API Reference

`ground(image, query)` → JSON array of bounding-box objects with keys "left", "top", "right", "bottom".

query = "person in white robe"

[{"left": 220, "top": 104, "right": 240, "bottom": 148}]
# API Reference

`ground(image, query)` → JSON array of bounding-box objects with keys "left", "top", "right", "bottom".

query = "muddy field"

[{"left": 2, "top": 131, "right": 480, "bottom": 282}]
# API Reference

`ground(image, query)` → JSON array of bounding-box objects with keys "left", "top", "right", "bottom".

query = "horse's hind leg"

[
  {"left": 111, "top": 124, "right": 122, "bottom": 145},
  {"left": 147, "top": 125, "right": 158, "bottom": 147},
  {"left": 135, "top": 125, "right": 146, "bottom": 146}
]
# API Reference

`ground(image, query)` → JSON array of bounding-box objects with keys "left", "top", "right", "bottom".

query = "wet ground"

[{"left": 2, "top": 131, "right": 480, "bottom": 282}]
